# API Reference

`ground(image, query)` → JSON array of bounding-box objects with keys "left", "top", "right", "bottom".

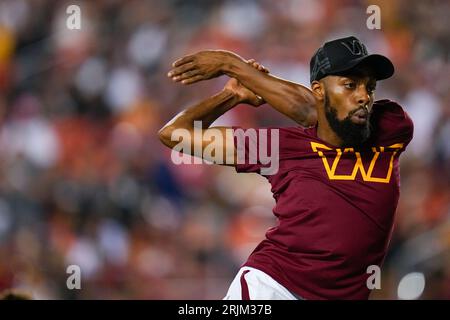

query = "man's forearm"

[
  {"left": 158, "top": 89, "right": 239, "bottom": 147},
  {"left": 223, "top": 56, "right": 317, "bottom": 126}
]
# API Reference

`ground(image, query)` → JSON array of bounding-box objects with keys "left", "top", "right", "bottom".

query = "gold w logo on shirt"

[{"left": 310, "top": 142, "right": 404, "bottom": 183}]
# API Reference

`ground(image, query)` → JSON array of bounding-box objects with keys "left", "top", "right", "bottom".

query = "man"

[{"left": 159, "top": 36, "right": 414, "bottom": 299}]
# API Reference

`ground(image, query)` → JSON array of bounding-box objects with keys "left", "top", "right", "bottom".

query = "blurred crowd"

[{"left": 0, "top": 0, "right": 448, "bottom": 299}]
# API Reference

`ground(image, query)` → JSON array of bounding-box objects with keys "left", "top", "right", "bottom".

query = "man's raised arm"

[
  {"left": 167, "top": 50, "right": 318, "bottom": 127},
  {"left": 158, "top": 78, "right": 264, "bottom": 166}
]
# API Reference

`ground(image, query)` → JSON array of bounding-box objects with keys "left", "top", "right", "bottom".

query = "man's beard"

[{"left": 324, "top": 93, "right": 371, "bottom": 147}]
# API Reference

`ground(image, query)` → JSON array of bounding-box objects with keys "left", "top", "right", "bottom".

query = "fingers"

[
  {"left": 172, "top": 55, "right": 195, "bottom": 68},
  {"left": 180, "top": 75, "right": 204, "bottom": 85},
  {"left": 246, "top": 59, "right": 269, "bottom": 73},
  {"left": 167, "top": 57, "right": 204, "bottom": 85},
  {"left": 248, "top": 95, "right": 266, "bottom": 108},
  {"left": 254, "top": 95, "right": 265, "bottom": 106},
  {"left": 256, "top": 62, "right": 269, "bottom": 73},
  {"left": 171, "top": 69, "right": 201, "bottom": 82},
  {"left": 168, "top": 62, "right": 196, "bottom": 78}
]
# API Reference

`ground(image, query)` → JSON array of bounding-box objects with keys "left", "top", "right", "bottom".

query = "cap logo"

[
  {"left": 311, "top": 48, "right": 331, "bottom": 81},
  {"left": 341, "top": 39, "right": 367, "bottom": 56}
]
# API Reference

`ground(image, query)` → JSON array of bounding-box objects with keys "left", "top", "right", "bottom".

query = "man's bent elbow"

[{"left": 158, "top": 125, "right": 175, "bottom": 148}]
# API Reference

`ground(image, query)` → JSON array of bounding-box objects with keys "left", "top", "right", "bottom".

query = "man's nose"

[{"left": 356, "top": 86, "right": 370, "bottom": 107}]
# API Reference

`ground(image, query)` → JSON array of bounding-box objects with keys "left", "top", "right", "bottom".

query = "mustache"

[{"left": 347, "top": 105, "right": 370, "bottom": 118}]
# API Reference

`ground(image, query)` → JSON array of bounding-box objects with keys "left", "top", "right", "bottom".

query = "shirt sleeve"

[
  {"left": 232, "top": 126, "right": 280, "bottom": 176},
  {"left": 371, "top": 99, "right": 414, "bottom": 149}
]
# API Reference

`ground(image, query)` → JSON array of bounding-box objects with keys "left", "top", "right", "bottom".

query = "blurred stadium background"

[{"left": 0, "top": 0, "right": 448, "bottom": 299}]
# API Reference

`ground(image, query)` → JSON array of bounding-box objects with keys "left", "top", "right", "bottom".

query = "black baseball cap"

[{"left": 310, "top": 36, "right": 394, "bottom": 83}]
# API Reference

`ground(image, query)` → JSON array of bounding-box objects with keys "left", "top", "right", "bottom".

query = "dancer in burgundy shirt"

[{"left": 160, "top": 36, "right": 414, "bottom": 299}]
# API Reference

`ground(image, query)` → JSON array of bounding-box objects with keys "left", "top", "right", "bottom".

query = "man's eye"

[{"left": 344, "top": 83, "right": 355, "bottom": 89}]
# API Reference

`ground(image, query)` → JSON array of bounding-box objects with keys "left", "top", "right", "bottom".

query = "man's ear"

[{"left": 311, "top": 80, "right": 325, "bottom": 101}]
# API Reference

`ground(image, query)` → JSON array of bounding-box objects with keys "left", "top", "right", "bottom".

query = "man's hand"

[
  {"left": 224, "top": 78, "right": 265, "bottom": 107},
  {"left": 167, "top": 50, "right": 268, "bottom": 85}
]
